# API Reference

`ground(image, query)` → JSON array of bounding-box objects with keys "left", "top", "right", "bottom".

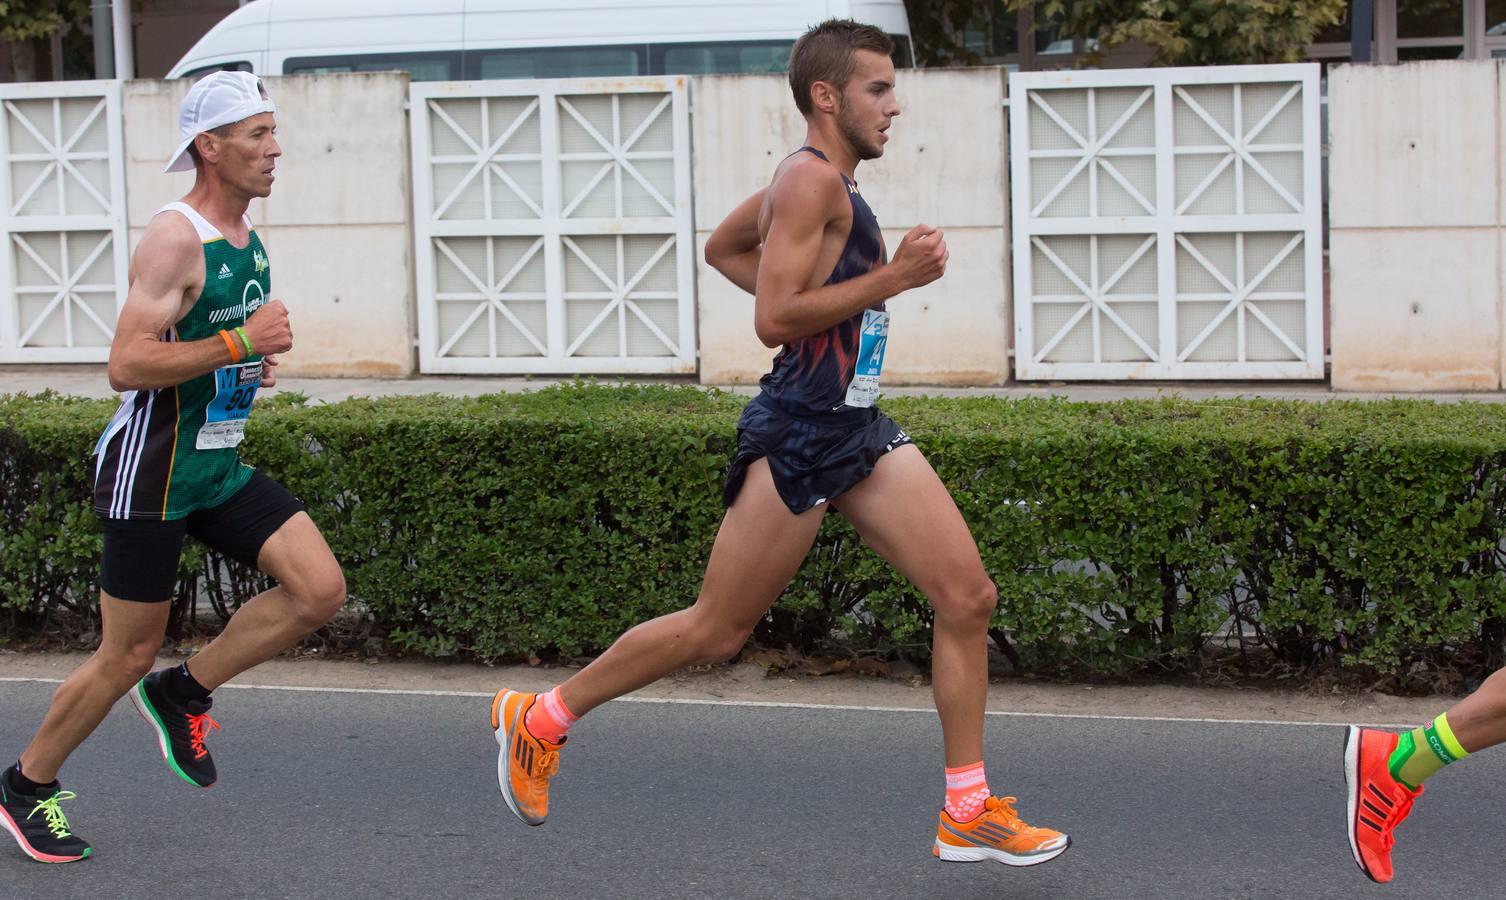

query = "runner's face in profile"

[
  {"left": 835, "top": 50, "right": 899, "bottom": 161},
  {"left": 207, "top": 112, "right": 281, "bottom": 199}
]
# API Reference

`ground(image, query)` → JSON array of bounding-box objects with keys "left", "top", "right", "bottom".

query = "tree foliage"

[
  {"left": 907, "top": 0, "right": 997, "bottom": 66},
  {"left": 909, "top": 0, "right": 1349, "bottom": 67},
  {"left": 0, "top": 0, "right": 90, "bottom": 43}
]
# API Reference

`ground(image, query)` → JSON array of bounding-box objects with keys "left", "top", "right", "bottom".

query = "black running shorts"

[
  {"left": 724, "top": 395, "right": 914, "bottom": 515},
  {"left": 98, "top": 470, "right": 305, "bottom": 602}
]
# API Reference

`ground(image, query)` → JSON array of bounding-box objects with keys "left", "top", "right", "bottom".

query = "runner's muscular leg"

[
  {"left": 831, "top": 445, "right": 995, "bottom": 767},
  {"left": 558, "top": 457, "right": 825, "bottom": 716},
  {"left": 185, "top": 512, "right": 345, "bottom": 690},
  {"left": 20, "top": 594, "right": 171, "bottom": 782}
]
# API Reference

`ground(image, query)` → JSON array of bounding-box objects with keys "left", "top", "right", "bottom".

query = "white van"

[{"left": 166, "top": 0, "right": 914, "bottom": 81}]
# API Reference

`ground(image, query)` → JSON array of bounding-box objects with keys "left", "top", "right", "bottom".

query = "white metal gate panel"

[
  {"left": 411, "top": 76, "right": 696, "bottom": 375},
  {"left": 1009, "top": 65, "right": 1323, "bottom": 380},
  {"left": 0, "top": 82, "right": 128, "bottom": 364}
]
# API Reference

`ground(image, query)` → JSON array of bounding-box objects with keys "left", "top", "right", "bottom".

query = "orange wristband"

[{"left": 219, "top": 329, "right": 242, "bottom": 362}]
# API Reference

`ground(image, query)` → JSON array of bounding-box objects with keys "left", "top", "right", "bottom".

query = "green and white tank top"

[{"left": 93, "top": 202, "right": 272, "bottom": 520}]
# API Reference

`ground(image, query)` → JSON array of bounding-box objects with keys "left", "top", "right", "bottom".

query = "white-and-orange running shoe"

[
  {"left": 933, "top": 795, "right": 1070, "bottom": 866},
  {"left": 490, "top": 689, "right": 564, "bottom": 826}
]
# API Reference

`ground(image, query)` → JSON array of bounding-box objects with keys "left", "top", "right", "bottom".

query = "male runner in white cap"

[{"left": 0, "top": 71, "right": 346, "bottom": 864}]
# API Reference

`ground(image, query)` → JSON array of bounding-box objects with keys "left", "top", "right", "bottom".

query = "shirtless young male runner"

[
  {"left": 0, "top": 72, "right": 346, "bottom": 863},
  {"left": 489, "top": 20, "right": 1068, "bottom": 867}
]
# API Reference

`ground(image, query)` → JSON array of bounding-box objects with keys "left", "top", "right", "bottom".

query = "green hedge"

[{"left": 4, "top": 385, "right": 1506, "bottom": 680}]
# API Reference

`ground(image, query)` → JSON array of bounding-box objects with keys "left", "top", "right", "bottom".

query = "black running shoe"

[
  {"left": 130, "top": 669, "right": 219, "bottom": 788},
  {"left": 0, "top": 777, "right": 90, "bottom": 863}
]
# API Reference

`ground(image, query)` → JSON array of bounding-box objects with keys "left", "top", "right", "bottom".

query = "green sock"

[{"left": 1387, "top": 712, "right": 1470, "bottom": 790}]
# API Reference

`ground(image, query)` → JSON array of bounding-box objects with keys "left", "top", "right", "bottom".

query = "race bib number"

[
  {"left": 196, "top": 362, "right": 262, "bottom": 450},
  {"left": 844, "top": 309, "right": 889, "bottom": 409}
]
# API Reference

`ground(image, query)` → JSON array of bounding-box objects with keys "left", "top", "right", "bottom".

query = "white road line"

[{"left": 0, "top": 675, "right": 1414, "bottom": 729}]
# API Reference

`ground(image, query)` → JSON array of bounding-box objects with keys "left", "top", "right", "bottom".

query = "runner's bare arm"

[
  {"left": 107, "top": 216, "right": 292, "bottom": 391},
  {"left": 754, "top": 164, "right": 947, "bottom": 348},
  {"left": 107, "top": 217, "right": 225, "bottom": 390},
  {"left": 705, "top": 188, "right": 766, "bottom": 295}
]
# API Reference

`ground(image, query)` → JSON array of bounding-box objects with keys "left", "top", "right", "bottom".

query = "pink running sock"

[
  {"left": 944, "top": 761, "right": 991, "bottom": 823},
  {"left": 524, "top": 687, "right": 578, "bottom": 744}
]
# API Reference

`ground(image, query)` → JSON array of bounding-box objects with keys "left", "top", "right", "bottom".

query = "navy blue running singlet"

[{"left": 756, "top": 146, "right": 887, "bottom": 416}]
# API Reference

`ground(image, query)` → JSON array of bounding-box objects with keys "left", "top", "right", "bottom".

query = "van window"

[
  {"left": 652, "top": 37, "right": 911, "bottom": 76},
  {"left": 888, "top": 35, "right": 914, "bottom": 68},
  {"left": 471, "top": 46, "right": 645, "bottom": 80},
  {"left": 655, "top": 40, "right": 793, "bottom": 75},
  {"left": 284, "top": 52, "right": 460, "bottom": 81},
  {"left": 277, "top": 34, "right": 912, "bottom": 84},
  {"left": 180, "top": 61, "right": 252, "bottom": 80}
]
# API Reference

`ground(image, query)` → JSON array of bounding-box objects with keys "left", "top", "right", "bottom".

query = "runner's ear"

[{"left": 811, "top": 80, "right": 840, "bottom": 114}]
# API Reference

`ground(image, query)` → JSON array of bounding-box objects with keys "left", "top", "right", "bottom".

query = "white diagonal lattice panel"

[
  {"left": 427, "top": 95, "right": 545, "bottom": 222},
  {"left": 433, "top": 235, "right": 548, "bottom": 358},
  {"left": 1028, "top": 86, "right": 1155, "bottom": 219},
  {"left": 12, "top": 230, "right": 118, "bottom": 349},
  {"left": 1029, "top": 233, "right": 1159, "bottom": 365},
  {"left": 412, "top": 77, "right": 694, "bottom": 374},
  {"left": 1174, "top": 82, "right": 1305, "bottom": 217},
  {"left": 562, "top": 234, "right": 681, "bottom": 358},
  {"left": 559, "top": 92, "right": 677, "bottom": 220},
  {"left": 1010, "top": 66, "right": 1323, "bottom": 379},
  {"left": 1175, "top": 232, "right": 1307, "bottom": 363},
  {"left": 0, "top": 83, "right": 127, "bottom": 363}
]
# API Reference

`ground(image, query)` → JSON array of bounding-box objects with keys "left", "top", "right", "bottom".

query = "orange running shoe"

[
  {"left": 490, "top": 689, "right": 564, "bottom": 826},
  {"left": 933, "top": 795, "right": 1070, "bottom": 866},
  {"left": 1344, "top": 726, "right": 1423, "bottom": 884}
]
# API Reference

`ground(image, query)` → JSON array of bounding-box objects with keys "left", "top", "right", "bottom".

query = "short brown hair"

[{"left": 788, "top": 19, "right": 894, "bottom": 117}]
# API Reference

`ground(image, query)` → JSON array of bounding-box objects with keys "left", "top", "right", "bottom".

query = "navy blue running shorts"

[{"left": 723, "top": 395, "right": 914, "bottom": 515}]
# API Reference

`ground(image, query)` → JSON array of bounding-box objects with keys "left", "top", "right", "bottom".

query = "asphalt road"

[{"left": 0, "top": 680, "right": 1499, "bottom": 899}]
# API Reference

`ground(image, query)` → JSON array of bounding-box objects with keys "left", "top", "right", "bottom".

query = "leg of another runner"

[
  {"left": 1343, "top": 666, "right": 1506, "bottom": 883},
  {"left": 558, "top": 457, "right": 827, "bottom": 715},
  {"left": 19, "top": 595, "right": 171, "bottom": 782},
  {"left": 1438, "top": 666, "right": 1506, "bottom": 754},
  {"left": 183, "top": 512, "right": 345, "bottom": 690}
]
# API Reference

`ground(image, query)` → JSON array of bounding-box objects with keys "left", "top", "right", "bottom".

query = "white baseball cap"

[{"left": 164, "top": 70, "right": 277, "bottom": 174}]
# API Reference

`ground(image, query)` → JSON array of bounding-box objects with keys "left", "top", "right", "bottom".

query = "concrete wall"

[
  {"left": 1328, "top": 61, "right": 1504, "bottom": 391},
  {"left": 123, "top": 73, "right": 416, "bottom": 376},
  {"left": 690, "top": 68, "right": 1011, "bottom": 386}
]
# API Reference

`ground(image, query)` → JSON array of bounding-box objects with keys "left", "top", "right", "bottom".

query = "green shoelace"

[{"left": 28, "top": 791, "right": 78, "bottom": 838}]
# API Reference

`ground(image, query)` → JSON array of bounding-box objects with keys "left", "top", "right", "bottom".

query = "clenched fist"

[
  {"left": 244, "top": 299, "right": 292, "bottom": 356},
  {"left": 888, "top": 224, "right": 948, "bottom": 291}
]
